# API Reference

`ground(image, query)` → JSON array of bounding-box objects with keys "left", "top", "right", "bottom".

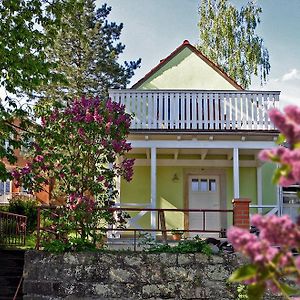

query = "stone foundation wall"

[{"left": 23, "top": 251, "right": 281, "bottom": 300}]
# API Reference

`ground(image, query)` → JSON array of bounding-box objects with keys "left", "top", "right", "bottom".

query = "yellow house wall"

[
  {"left": 120, "top": 165, "right": 276, "bottom": 230},
  {"left": 136, "top": 48, "right": 238, "bottom": 90}
]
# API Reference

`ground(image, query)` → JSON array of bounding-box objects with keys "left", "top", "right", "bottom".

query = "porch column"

[
  {"left": 233, "top": 148, "right": 240, "bottom": 198},
  {"left": 257, "top": 166, "right": 262, "bottom": 214},
  {"left": 151, "top": 147, "right": 157, "bottom": 235}
]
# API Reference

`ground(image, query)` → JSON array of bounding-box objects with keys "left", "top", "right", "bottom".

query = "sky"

[{"left": 96, "top": 0, "right": 300, "bottom": 108}]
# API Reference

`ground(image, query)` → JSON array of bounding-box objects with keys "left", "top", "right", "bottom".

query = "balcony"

[{"left": 109, "top": 90, "right": 280, "bottom": 131}]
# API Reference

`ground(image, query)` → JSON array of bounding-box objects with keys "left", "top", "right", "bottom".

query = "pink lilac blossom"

[
  {"left": 269, "top": 106, "right": 300, "bottom": 146},
  {"left": 251, "top": 214, "right": 300, "bottom": 248},
  {"left": 67, "top": 194, "right": 95, "bottom": 213},
  {"left": 259, "top": 105, "right": 300, "bottom": 186},
  {"left": 227, "top": 226, "right": 278, "bottom": 264}
]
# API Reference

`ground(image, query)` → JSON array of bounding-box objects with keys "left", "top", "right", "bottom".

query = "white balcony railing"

[{"left": 109, "top": 90, "right": 280, "bottom": 131}]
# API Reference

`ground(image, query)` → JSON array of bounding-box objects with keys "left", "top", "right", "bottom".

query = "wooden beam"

[
  {"left": 174, "top": 149, "right": 179, "bottom": 160},
  {"left": 201, "top": 149, "right": 208, "bottom": 160},
  {"left": 133, "top": 159, "right": 256, "bottom": 167},
  {"left": 227, "top": 150, "right": 233, "bottom": 161},
  {"left": 146, "top": 149, "right": 150, "bottom": 160}
]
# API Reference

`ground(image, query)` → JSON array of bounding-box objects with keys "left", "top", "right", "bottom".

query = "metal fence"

[
  {"left": 36, "top": 206, "right": 234, "bottom": 250},
  {"left": 0, "top": 211, "right": 27, "bottom": 246}
]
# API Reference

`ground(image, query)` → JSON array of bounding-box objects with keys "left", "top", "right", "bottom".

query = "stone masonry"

[{"left": 23, "top": 251, "right": 282, "bottom": 300}]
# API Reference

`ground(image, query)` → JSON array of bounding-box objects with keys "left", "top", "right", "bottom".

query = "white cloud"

[{"left": 282, "top": 69, "right": 300, "bottom": 81}]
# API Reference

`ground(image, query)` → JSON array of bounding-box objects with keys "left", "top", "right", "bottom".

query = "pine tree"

[
  {"left": 197, "top": 0, "right": 270, "bottom": 89},
  {"left": 36, "top": 1, "right": 141, "bottom": 103}
]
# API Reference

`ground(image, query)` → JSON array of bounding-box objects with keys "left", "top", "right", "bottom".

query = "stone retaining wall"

[{"left": 23, "top": 251, "right": 281, "bottom": 300}]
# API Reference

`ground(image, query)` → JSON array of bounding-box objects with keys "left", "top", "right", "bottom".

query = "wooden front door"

[{"left": 188, "top": 175, "right": 220, "bottom": 236}]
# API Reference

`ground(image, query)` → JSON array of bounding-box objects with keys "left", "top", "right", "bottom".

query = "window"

[
  {"left": 191, "top": 179, "right": 199, "bottom": 192},
  {"left": 191, "top": 178, "right": 217, "bottom": 192},
  {"left": 200, "top": 179, "right": 208, "bottom": 192},
  {"left": 0, "top": 180, "right": 11, "bottom": 195},
  {"left": 209, "top": 179, "right": 216, "bottom": 192}
]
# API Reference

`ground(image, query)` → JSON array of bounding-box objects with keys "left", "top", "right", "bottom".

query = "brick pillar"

[{"left": 232, "top": 198, "right": 251, "bottom": 230}]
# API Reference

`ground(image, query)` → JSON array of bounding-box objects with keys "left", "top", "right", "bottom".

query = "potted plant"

[{"left": 171, "top": 228, "right": 184, "bottom": 241}]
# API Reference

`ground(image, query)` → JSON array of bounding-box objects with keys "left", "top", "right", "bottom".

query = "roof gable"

[{"left": 132, "top": 40, "right": 243, "bottom": 90}]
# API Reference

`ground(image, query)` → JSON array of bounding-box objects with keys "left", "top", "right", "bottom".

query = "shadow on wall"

[{"left": 160, "top": 197, "right": 184, "bottom": 230}]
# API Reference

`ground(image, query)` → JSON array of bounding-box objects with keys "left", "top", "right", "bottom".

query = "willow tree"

[
  {"left": 197, "top": 0, "right": 270, "bottom": 89},
  {"left": 35, "top": 1, "right": 141, "bottom": 104}
]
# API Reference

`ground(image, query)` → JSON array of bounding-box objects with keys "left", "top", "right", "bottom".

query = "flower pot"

[{"left": 172, "top": 233, "right": 182, "bottom": 241}]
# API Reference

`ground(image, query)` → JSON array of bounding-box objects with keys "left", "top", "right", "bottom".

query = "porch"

[{"left": 118, "top": 140, "right": 280, "bottom": 235}]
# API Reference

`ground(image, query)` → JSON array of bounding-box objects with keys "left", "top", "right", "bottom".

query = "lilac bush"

[
  {"left": 11, "top": 97, "right": 134, "bottom": 249},
  {"left": 228, "top": 105, "right": 300, "bottom": 299}
]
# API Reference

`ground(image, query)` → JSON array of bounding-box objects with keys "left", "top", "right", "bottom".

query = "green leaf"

[
  {"left": 278, "top": 282, "right": 300, "bottom": 296},
  {"left": 229, "top": 265, "right": 258, "bottom": 282},
  {"left": 276, "top": 133, "right": 286, "bottom": 145},
  {"left": 247, "top": 282, "right": 265, "bottom": 300}
]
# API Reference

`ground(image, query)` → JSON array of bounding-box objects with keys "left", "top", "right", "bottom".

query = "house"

[
  {"left": 109, "top": 40, "right": 283, "bottom": 235},
  {"left": 0, "top": 124, "right": 50, "bottom": 206}
]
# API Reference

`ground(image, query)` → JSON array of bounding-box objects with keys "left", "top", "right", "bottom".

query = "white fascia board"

[
  {"left": 129, "top": 140, "right": 276, "bottom": 150},
  {"left": 133, "top": 159, "right": 257, "bottom": 167}
]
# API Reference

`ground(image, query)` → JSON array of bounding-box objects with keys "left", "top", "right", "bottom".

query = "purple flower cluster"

[
  {"left": 228, "top": 214, "right": 300, "bottom": 288},
  {"left": 269, "top": 106, "right": 300, "bottom": 146},
  {"left": 260, "top": 105, "right": 300, "bottom": 186},
  {"left": 227, "top": 224, "right": 278, "bottom": 264},
  {"left": 251, "top": 214, "right": 300, "bottom": 248},
  {"left": 67, "top": 193, "right": 95, "bottom": 213},
  {"left": 118, "top": 158, "right": 135, "bottom": 181}
]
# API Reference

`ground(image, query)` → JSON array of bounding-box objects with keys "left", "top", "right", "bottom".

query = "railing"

[
  {"left": 0, "top": 211, "right": 27, "bottom": 246},
  {"left": 0, "top": 192, "right": 36, "bottom": 205},
  {"left": 36, "top": 206, "right": 234, "bottom": 250},
  {"left": 109, "top": 89, "right": 280, "bottom": 131}
]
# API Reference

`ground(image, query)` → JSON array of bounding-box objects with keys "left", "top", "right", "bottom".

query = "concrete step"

[{"left": 0, "top": 250, "right": 24, "bottom": 299}]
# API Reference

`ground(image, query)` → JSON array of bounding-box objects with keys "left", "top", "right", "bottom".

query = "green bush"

[
  {"left": 8, "top": 196, "right": 38, "bottom": 233},
  {"left": 140, "top": 234, "right": 212, "bottom": 255}
]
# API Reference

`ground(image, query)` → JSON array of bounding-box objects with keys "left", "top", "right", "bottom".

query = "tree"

[
  {"left": 12, "top": 96, "right": 134, "bottom": 249},
  {"left": 197, "top": 0, "right": 270, "bottom": 89},
  {"left": 0, "top": 0, "right": 64, "bottom": 180},
  {"left": 0, "top": 0, "right": 64, "bottom": 96},
  {"left": 35, "top": 1, "right": 141, "bottom": 104}
]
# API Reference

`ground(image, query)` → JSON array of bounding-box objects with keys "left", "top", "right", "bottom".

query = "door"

[{"left": 188, "top": 175, "right": 220, "bottom": 236}]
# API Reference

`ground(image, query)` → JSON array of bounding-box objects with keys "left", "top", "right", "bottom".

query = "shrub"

[{"left": 8, "top": 195, "right": 38, "bottom": 233}]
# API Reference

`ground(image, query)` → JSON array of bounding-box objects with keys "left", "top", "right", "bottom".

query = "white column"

[
  {"left": 257, "top": 166, "right": 262, "bottom": 214},
  {"left": 151, "top": 147, "right": 157, "bottom": 235},
  {"left": 233, "top": 148, "right": 240, "bottom": 198},
  {"left": 115, "top": 175, "right": 121, "bottom": 204},
  {"left": 277, "top": 185, "right": 282, "bottom": 216}
]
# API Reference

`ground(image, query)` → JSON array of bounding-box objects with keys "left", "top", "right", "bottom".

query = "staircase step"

[{"left": 0, "top": 250, "right": 24, "bottom": 299}]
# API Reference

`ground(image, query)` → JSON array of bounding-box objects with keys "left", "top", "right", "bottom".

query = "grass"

[{"left": 0, "top": 233, "right": 36, "bottom": 250}]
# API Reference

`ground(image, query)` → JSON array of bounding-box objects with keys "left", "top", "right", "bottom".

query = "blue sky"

[{"left": 97, "top": 0, "right": 300, "bottom": 108}]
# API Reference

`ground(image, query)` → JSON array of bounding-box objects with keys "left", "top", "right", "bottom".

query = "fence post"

[
  {"left": 232, "top": 198, "right": 251, "bottom": 230},
  {"left": 36, "top": 207, "right": 41, "bottom": 250}
]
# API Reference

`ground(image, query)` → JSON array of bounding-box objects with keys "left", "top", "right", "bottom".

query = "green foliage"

[
  {"left": 197, "top": 0, "right": 270, "bottom": 89},
  {"left": 42, "top": 237, "right": 99, "bottom": 253},
  {"left": 236, "top": 284, "right": 249, "bottom": 300},
  {"left": 140, "top": 234, "right": 212, "bottom": 255},
  {"left": 35, "top": 1, "right": 141, "bottom": 104},
  {"left": 170, "top": 228, "right": 184, "bottom": 235},
  {"left": 0, "top": 0, "right": 64, "bottom": 180},
  {"left": 8, "top": 196, "right": 38, "bottom": 233},
  {"left": 0, "top": 0, "right": 63, "bottom": 95},
  {"left": 230, "top": 264, "right": 258, "bottom": 282}
]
